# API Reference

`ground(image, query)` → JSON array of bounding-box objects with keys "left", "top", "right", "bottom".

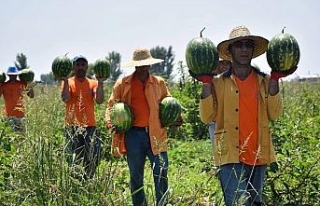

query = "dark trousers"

[{"left": 65, "top": 126, "right": 101, "bottom": 179}]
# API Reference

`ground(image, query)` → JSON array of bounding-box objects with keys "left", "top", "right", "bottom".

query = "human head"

[
  {"left": 72, "top": 55, "right": 88, "bottom": 78},
  {"left": 217, "top": 26, "right": 269, "bottom": 61},
  {"left": 121, "top": 47, "right": 164, "bottom": 68}
]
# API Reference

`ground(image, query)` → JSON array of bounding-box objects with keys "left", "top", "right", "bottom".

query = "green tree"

[
  {"left": 40, "top": 72, "right": 55, "bottom": 84},
  {"left": 15, "top": 53, "right": 29, "bottom": 70},
  {"left": 150, "top": 46, "right": 175, "bottom": 81},
  {"left": 107, "top": 51, "right": 122, "bottom": 82}
]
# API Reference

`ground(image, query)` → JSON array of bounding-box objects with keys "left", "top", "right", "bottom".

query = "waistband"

[{"left": 131, "top": 126, "right": 149, "bottom": 132}]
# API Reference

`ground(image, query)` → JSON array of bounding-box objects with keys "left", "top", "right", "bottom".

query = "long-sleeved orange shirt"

[{"left": 106, "top": 72, "right": 171, "bottom": 155}]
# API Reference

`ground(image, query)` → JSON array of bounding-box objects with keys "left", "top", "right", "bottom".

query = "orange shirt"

[
  {"left": 61, "top": 77, "right": 98, "bottom": 127},
  {"left": 235, "top": 70, "right": 259, "bottom": 165},
  {"left": 0, "top": 81, "right": 27, "bottom": 117},
  {"left": 130, "top": 74, "right": 150, "bottom": 127}
]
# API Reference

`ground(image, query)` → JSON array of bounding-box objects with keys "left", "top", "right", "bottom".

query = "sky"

[{"left": 1, "top": 0, "right": 319, "bottom": 81}]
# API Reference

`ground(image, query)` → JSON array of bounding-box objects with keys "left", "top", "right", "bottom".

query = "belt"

[{"left": 131, "top": 126, "right": 149, "bottom": 132}]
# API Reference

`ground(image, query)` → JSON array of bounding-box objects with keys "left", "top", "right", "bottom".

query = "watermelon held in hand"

[
  {"left": 267, "top": 27, "right": 300, "bottom": 72},
  {"left": 111, "top": 103, "right": 133, "bottom": 131},
  {"left": 93, "top": 58, "right": 111, "bottom": 79},
  {"left": 159, "top": 96, "right": 182, "bottom": 127},
  {"left": 51, "top": 55, "right": 72, "bottom": 78},
  {"left": 0, "top": 71, "right": 6, "bottom": 83},
  {"left": 185, "top": 27, "right": 219, "bottom": 75},
  {"left": 19, "top": 68, "right": 35, "bottom": 83}
]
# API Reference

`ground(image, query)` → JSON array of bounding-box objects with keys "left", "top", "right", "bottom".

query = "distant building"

[{"left": 291, "top": 74, "right": 320, "bottom": 82}]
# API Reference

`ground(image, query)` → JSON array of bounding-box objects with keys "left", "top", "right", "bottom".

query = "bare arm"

[
  {"left": 95, "top": 79, "right": 105, "bottom": 104},
  {"left": 60, "top": 78, "right": 70, "bottom": 102},
  {"left": 269, "top": 79, "right": 279, "bottom": 96}
]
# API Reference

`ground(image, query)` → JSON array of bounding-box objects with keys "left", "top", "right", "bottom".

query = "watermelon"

[
  {"left": 159, "top": 96, "right": 182, "bottom": 127},
  {"left": 267, "top": 27, "right": 300, "bottom": 71},
  {"left": 51, "top": 55, "right": 72, "bottom": 78},
  {"left": 19, "top": 68, "right": 34, "bottom": 83},
  {"left": 0, "top": 71, "right": 6, "bottom": 83},
  {"left": 93, "top": 58, "right": 111, "bottom": 79},
  {"left": 111, "top": 103, "right": 133, "bottom": 131},
  {"left": 185, "top": 27, "right": 219, "bottom": 75}
]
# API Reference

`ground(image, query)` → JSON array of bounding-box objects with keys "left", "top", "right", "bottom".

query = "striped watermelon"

[
  {"left": 93, "top": 58, "right": 111, "bottom": 79},
  {"left": 19, "top": 68, "right": 34, "bottom": 83},
  {"left": 0, "top": 71, "right": 6, "bottom": 83},
  {"left": 185, "top": 27, "right": 219, "bottom": 75},
  {"left": 51, "top": 55, "right": 72, "bottom": 78},
  {"left": 267, "top": 27, "right": 300, "bottom": 71},
  {"left": 159, "top": 96, "right": 182, "bottom": 127},
  {"left": 111, "top": 103, "right": 133, "bottom": 131}
]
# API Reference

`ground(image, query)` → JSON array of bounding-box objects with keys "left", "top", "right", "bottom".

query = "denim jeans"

[
  {"left": 125, "top": 128, "right": 169, "bottom": 206},
  {"left": 218, "top": 163, "right": 266, "bottom": 206},
  {"left": 65, "top": 126, "right": 102, "bottom": 179}
]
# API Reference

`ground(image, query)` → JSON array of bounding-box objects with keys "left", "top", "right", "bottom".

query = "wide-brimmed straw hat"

[
  {"left": 7, "top": 66, "right": 20, "bottom": 75},
  {"left": 122, "top": 47, "right": 164, "bottom": 68},
  {"left": 217, "top": 25, "right": 269, "bottom": 61}
]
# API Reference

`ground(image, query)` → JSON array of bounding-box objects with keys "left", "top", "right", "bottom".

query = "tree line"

[{"left": 13, "top": 46, "right": 176, "bottom": 84}]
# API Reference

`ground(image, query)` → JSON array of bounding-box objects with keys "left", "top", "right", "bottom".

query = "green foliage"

[
  {"left": 14, "top": 53, "right": 29, "bottom": 71},
  {"left": 150, "top": 46, "right": 175, "bottom": 81},
  {"left": 107, "top": 51, "right": 122, "bottom": 82}
]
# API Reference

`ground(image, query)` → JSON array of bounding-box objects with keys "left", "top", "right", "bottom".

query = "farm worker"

[
  {"left": 0, "top": 66, "right": 34, "bottom": 132},
  {"left": 59, "top": 55, "right": 106, "bottom": 179},
  {"left": 105, "top": 47, "right": 182, "bottom": 206},
  {"left": 190, "top": 25, "right": 297, "bottom": 206}
]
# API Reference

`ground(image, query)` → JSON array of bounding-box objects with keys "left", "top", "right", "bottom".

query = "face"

[
  {"left": 229, "top": 39, "right": 255, "bottom": 65},
  {"left": 135, "top": 65, "right": 150, "bottom": 74},
  {"left": 73, "top": 59, "right": 88, "bottom": 78}
]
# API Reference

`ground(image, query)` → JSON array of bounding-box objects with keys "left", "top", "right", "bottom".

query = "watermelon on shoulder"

[
  {"left": 185, "top": 27, "right": 219, "bottom": 75},
  {"left": 111, "top": 102, "right": 133, "bottom": 131},
  {"left": 159, "top": 96, "right": 182, "bottom": 127},
  {"left": 19, "top": 68, "right": 35, "bottom": 83},
  {"left": 0, "top": 71, "right": 6, "bottom": 83},
  {"left": 267, "top": 27, "right": 300, "bottom": 72}
]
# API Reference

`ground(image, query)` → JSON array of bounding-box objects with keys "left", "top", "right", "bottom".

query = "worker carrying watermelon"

[
  {"left": 0, "top": 66, "right": 34, "bottom": 133},
  {"left": 189, "top": 25, "right": 298, "bottom": 206},
  {"left": 105, "top": 47, "right": 182, "bottom": 206},
  {"left": 59, "top": 55, "right": 107, "bottom": 180}
]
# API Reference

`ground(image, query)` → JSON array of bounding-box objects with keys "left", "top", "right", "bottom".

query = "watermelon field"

[{"left": 0, "top": 79, "right": 319, "bottom": 205}]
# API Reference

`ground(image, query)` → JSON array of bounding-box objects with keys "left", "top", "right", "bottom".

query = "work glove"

[
  {"left": 270, "top": 66, "right": 297, "bottom": 81},
  {"left": 188, "top": 70, "right": 214, "bottom": 84}
]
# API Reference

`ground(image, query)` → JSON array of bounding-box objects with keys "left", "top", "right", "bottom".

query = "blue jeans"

[
  {"left": 125, "top": 128, "right": 169, "bottom": 206},
  {"left": 218, "top": 163, "right": 266, "bottom": 206},
  {"left": 65, "top": 126, "right": 102, "bottom": 179}
]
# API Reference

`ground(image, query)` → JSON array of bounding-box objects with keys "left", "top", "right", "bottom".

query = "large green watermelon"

[
  {"left": 159, "top": 96, "right": 182, "bottom": 127},
  {"left": 185, "top": 27, "right": 219, "bottom": 75},
  {"left": 267, "top": 27, "right": 300, "bottom": 71},
  {"left": 19, "top": 68, "right": 35, "bottom": 83},
  {"left": 93, "top": 58, "right": 111, "bottom": 79},
  {"left": 0, "top": 71, "right": 6, "bottom": 83},
  {"left": 51, "top": 55, "right": 72, "bottom": 78},
  {"left": 111, "top": 103, "right": 133, "bottom": 131}
]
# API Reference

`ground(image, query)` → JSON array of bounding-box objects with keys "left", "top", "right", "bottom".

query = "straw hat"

[
  {"left": 217, "top": 25, "right": 269, "bottom": 61},
  {"left": 7, "top": 66, "right": 20, "bottom": 75},
  {"left": 122, "top": 47, "right": 164, "bottom": 68}
]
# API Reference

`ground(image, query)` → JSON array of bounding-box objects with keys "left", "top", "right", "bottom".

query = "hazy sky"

[{"left": 1, "top": 0, "right": 319, "bottom": 80}]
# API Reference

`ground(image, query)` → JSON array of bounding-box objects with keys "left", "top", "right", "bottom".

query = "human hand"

[
  {"left": 170, "top": 115, "right": 183, "bottom": 127},
  {"left": 97, "top": 78, "right": 107, "bottom": 83},
  {"left": 106, "top": 121, "right": 126, "bottom": 134},
  {"left": 188, "top": 70, "right": 214, "bottom": 84},
  {"left": 56, "top": 77, "right": 68, "bottom": 82},
  {"left": 270, "top": 66, "right": 297, "bottom": 81}
]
